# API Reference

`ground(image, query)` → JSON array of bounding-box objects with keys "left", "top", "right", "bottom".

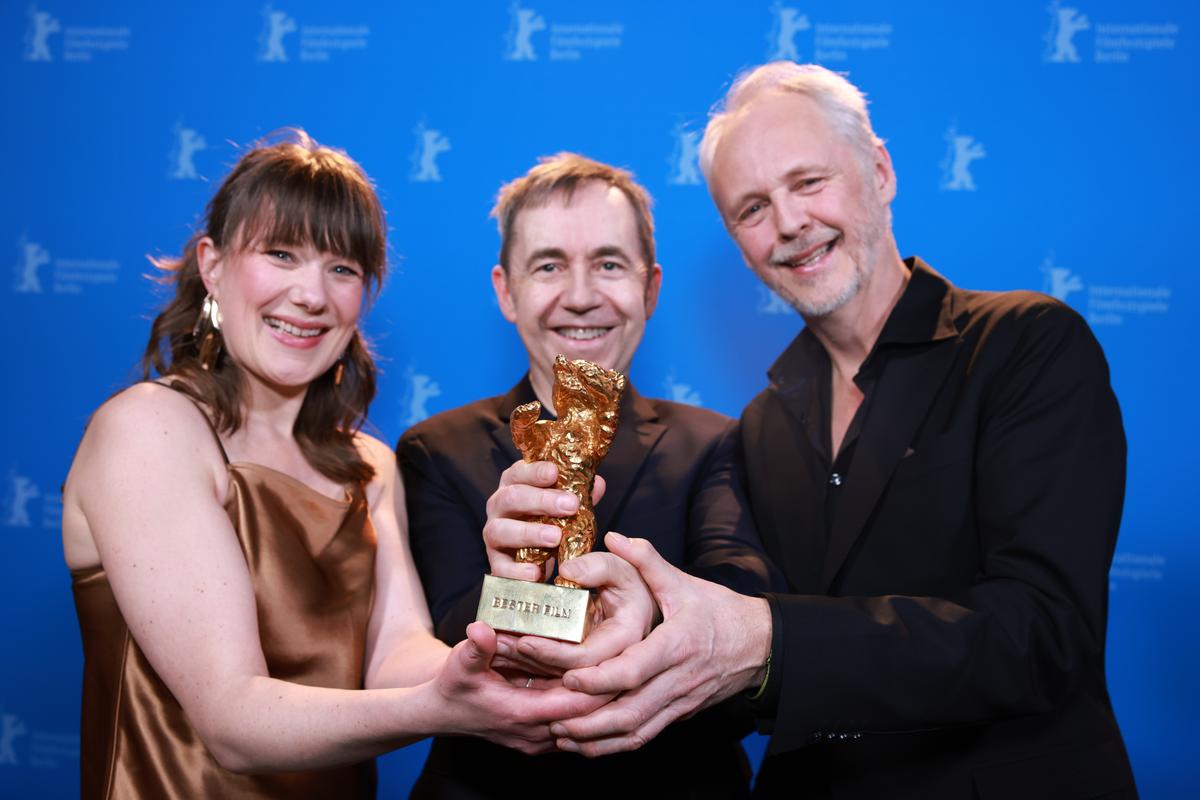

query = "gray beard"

[{"left": 775, "top": 205, "right": 890, "bottom": 319}]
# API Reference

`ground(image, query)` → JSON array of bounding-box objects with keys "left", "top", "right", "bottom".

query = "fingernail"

[
  {"left": 556, "top": 494, "right": 578, "bottom": 514},
  {"left": 495, "top": 639, "right": 511, "bottom": 656},
  {"left": 607, "top": 531, "right": 627, "bottom": 545},
  {"left": 550, "top": 724, "right": 567, "bottom": 737},
  {"left": 542, "top": 464, "right": 558, "bottom": 482}
]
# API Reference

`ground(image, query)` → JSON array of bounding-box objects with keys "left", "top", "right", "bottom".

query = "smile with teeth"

[
  {"left": 554, "top": 327, "right": 611, "bottom": 341},
  {"left": 265, "top": 317, "right": 326, "bottom": 338},
  {"left": 783, "top": 236, "right": 839, "bottom": 269}
]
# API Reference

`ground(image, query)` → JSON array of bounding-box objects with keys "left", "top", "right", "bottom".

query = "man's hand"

[
  {"left": 509, "top": 540, "right": 659, "bottom": 674},
  {"left": 482, "top": 460, "right": 606, "bottom": 582},
  {"left": 483, "top": 460, "right": 573, "bottom": 582},
  {"left": 549, "top": 533, "right": 773, "bottom": 757}
]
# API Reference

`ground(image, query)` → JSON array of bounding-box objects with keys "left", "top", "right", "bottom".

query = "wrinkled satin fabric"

[{"left": 72, "top": 463, "right": 377, "bottom": 799}]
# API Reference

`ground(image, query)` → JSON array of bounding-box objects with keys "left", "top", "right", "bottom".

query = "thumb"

[
  {"left": 460, "top": 621, "right": 498, "bottom": 674},
  {"left": 604, "top": 531, "right": 680, "bottom": 599},
  {"left": 591, "top": 474, "right": 607, "bottom": 505}
]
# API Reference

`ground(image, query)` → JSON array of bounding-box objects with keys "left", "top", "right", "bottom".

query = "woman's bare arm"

[{"left": 65, "top": 386, "right": 605, "bottom": 773}]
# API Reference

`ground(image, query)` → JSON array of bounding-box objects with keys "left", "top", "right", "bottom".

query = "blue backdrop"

[{"left": 3, "top": 1, "right": 1195, "bottom": 796}]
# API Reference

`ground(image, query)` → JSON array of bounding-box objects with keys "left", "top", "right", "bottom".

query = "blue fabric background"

[{"left": 3, "top": 1, "right": 1194, "bottom": 795}]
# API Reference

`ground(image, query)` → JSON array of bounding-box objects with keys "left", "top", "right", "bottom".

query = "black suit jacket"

[
  {"left": 743, "top": 260, "right": 1136, "bottom": 799},
  {"left": 398, "top": 377, "right": 780, "bottom": 799}
]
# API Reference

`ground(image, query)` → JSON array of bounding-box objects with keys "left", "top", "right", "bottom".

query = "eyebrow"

[
  {"left": 525, "top": 247, "right": 569, "bottom": 266},
  {"left": 588, "top": 245, "right": 632, "bottom": 261},
  {"left": 524, "top": 245, "right": 634, "bottom": 265}
]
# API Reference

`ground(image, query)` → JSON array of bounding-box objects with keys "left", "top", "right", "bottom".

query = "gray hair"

[{"left": 699, "top": 62, "right": 883, "bottom": 178}]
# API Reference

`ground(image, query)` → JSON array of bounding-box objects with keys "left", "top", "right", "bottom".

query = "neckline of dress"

[{"left": 227, "top": 461, "right": 356, "bottom": 506}]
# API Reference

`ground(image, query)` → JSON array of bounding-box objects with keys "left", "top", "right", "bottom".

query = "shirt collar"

[{"left": 767, "top": 256, "right": 959, "bottom": 393}]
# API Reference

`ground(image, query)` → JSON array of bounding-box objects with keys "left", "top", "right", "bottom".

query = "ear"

[
  {"left": 643, "top": 263, "right": 663, "bottom": 319},
  {"left": 491, "top": 264, "right": 518, "bottom": 323},
  {"left": 195, "top": 236, "right": 223, "bottom": 296},
  {"left": 872, "top": 142, "right": 897, "bottom": 205}
]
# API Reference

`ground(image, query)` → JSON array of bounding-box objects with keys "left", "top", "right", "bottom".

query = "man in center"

[{"left": 397, "top": 153, "right": 778, "bottom": 798}]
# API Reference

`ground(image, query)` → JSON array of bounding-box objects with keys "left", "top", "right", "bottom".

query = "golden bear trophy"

[{"left": 476, "top": 356, "right": 626, "bottom": 642}]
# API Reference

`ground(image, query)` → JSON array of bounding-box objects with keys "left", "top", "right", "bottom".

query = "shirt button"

[{"left": 829, "top": 472, "right": 843, "bottom": 486}]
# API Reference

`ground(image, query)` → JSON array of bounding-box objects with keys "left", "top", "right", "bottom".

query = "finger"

[
  {"left": 491, "top": 649, "right": 566, "bottom": 678},
  {"left": 514, "top": 683, "right": 615, "bottom": 722},
  {"left": 497, "top": 460, "right": 559, "bottom": 489},
  {"left": 557, "top": 551, "right": 637, "bottom": 591},
  {"left": 551, "top": 670, "right": 691, "bottom": 745},
  {"left": 501, "top": 672, "right": 563, "bottom": 690},
  {"left": 460, "top": 621, "right": 497, "bottom": 674},
  {"left": 489, "top": 561, "right": 546, "bottom": 582},
  {"left": 557, "top": 700, "right": 679, "bottom": 757},
  {"left": 516, "top": 621, "right": 635, "bottom": 671},
  {"left": 561, "top": 628, "right": 677, "bottom": 695},
  {"left": 591, "top": 474, "right": 607, "bottom": 505},
  {"left": 489, "top": 483, "right": 579, "bottom": 520},
  {"left": 484, "top": 517, "right": 562, "bottom": 551},
  {"left": 603, "top": 532, "right": 681, "bottom": 597}
]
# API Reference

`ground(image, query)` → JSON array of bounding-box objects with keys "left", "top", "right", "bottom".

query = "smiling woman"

[
  {"left": 142, "top": 131, "right": 387, "bottom": 484},
  {"left": 59, "top": 130, "right": 605, "bottom": 799}
]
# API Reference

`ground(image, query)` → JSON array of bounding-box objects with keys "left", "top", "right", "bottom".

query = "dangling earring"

[
  {"left": 333, "top": 356, "right": 346, "bottom": 387},
  {"left": 193, "top": 294, "right": 223, "bottom": 371}
]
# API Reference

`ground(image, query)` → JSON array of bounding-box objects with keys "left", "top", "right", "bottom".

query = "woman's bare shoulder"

[
  {"left": 72, "top": 382, "right": 227, "bottom": 492},
  {"left": 88, "top": 382, "right": 212, "bottom": 443},
  {"left": 353, "top": 431, "right": 403, "bottom": 505},
  {"left": 64, "top": 383, "right": 228, "bottom": 568}
]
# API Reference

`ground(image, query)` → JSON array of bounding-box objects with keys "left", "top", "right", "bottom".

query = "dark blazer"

[
  {"left": 398, "top": 377, "right": 780, "bottom": 799},
  {"left": 743, "top": 260, "right": 1136, "bottom": 799}
]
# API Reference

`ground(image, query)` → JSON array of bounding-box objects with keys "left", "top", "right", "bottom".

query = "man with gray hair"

[{"left": 494, "top": 64, "right": 1135, "bottom": 797}]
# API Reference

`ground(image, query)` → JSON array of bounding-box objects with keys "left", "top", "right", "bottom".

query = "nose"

[
  {"left": 288, "top": 264, "right": 329, "bottom": 313},
  {"left": 562, "top": 265, "right": 601, "bottom": 313},
  {"left": 771, "top": 191, "right": 810, "bottom": 241}
]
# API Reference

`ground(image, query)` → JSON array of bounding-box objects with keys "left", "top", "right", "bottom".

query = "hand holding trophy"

[{"left": 477, "top": 356, "right": 625, "bottom": 642}]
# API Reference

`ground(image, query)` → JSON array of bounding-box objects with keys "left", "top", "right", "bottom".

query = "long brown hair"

[{"left": 142, "top": 130, "right": 387, "bottom": 484}]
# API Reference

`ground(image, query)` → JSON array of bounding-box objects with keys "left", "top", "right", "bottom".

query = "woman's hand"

[{"left": 426, "top": 622, "right": 613, "bottom": 754}]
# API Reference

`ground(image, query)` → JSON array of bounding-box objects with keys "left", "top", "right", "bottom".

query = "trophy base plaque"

[{"left": 477, "top": 574, "right": 595, "bottom": 643}]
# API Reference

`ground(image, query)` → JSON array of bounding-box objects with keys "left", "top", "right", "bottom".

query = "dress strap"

[{"left": 160, "top": 382, "right": 231, "bottom": 465}]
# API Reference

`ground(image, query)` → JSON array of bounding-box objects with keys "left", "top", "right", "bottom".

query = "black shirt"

[{"left": 748, "top": 260, "right": 939, "bottom": 720}]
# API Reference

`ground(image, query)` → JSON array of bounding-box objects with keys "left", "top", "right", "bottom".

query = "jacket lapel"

[
  {"left": 594, "top": 387, "right": 665, "bottom": 539},
  {"left": 490, "top": 377, "right": 533, "bottom": 465},
  {"left": 758, "top": 382, "right": 827, "bottom": 592},
  {"left": 818, "top": 262, "right": 962, "bottom": 592}
]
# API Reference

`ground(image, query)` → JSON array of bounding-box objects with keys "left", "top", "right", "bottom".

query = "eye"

[
  {"left": 331, "top": 263, "right": 362, "bottom": 279},
  {"left": 793, "top": 176, "right": 825, "bottom": 193},
  {"left": 534, "top": 262, "right": 560, "bottom": 274},
  {"left": 598, "top": 261, "right": 624, "bottom": 272},
  {"left": 266, "top": 248, "right": 294, "bottom": 262},
  {"left": 737, "top": 201, "right": 766, "bottom": 223}
]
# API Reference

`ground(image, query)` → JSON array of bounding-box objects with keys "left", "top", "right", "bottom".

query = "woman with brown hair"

[{"left": 60, "top": 131, "right": 601, "bottom": 798}]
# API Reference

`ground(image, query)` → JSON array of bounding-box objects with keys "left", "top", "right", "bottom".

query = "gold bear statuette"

[{"left": 510, "top": 355, "right": 627, "bottom": 588}]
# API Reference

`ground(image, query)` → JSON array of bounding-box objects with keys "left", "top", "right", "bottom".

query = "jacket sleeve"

[
  {"left": 396, "top": 430, "right": 489, "bottom": 646},
  {"left": 683, "top": 419, "right": 786, "bottom": 596},
  {"left": 762, "top": 303, "right": 1125, "bottom": 752}
]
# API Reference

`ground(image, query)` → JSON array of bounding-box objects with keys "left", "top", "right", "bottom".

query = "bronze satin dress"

[{"left": 71, "top": 440, "right": 378, "bottom": 799}]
